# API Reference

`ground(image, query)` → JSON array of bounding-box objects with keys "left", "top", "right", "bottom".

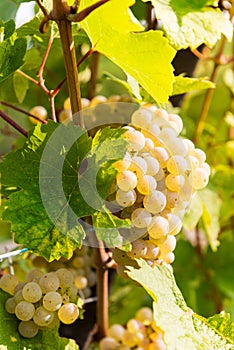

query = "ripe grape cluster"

[
  {"left": 0, "top": 268, "right": 82, "bottom": 338},
  {"left": 110, "top": 104, "right": 210, "bottom": 268},
  {"left": 32, "top": 246, "right": 97, "bottom": 300},
  {"left": 99, "top": 307, "right": 166, "bottom": 350}
]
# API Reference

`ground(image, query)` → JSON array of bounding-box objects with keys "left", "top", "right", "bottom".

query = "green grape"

[
  {"left": 43, "top": 291, "right": 62, "bottom": 311},
  {"left": 33, "top": 306, "right": 54, "bottom": 327},
  {"left": 15, "top": 301, "right": 35, "bottom": 321},
  {"left": 58, "top": 303, "right": 79, "bottom": 324},
  {"left": 18, "top": 321, "right": 39, "bottom": 338},
  {"left": 22, "top": 282, "right": 42, "bottom": 303},
  {"left": 0, "top": 274, "right": 19, "bottom": 295}
]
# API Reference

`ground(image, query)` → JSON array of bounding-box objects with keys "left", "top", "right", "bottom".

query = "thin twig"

[
  {"left": 36, "top": 0, "right": 48, "bottom": 16},
  {"left": 37, "top": 33, "right": 54, "bottom": 95},
  {"left": 49, "top": 96, "right": 57, "bottom": 122},
  {"left": 0, "top": 110, "right": 28, "bottom": 138},
  {"left": 0, "top": 101, "right": 47, "bottom": 124},
  {"left": 17, "top": 70, "right": 39, "bottom": 86},
  {"left": 52, "top": 46, "right": 95, "bottom": 97}
]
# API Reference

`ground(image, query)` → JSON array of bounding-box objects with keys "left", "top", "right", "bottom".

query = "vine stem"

[
  {"left": 52, "top": 0, "right": 83, "bottom": 126},
  {"left": 88, "top": 51, "right": 100, "bottom": 99},
  {"left": 0, "top": 110, "right": 28, "bottom": 137},
  {"left": 93, "top": 241, "right": 109, "bottom": 339}
]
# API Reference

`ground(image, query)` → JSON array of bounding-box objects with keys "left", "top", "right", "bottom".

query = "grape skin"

[
  {"left": 22, "top": 282, "right": 42, "bottom": 303},
  {"left": 58, "top": 303, "right": 79, "bottom": 325},
  {"left": 15, "top": 301, "right": 35, "bottom": 321},
  {"left": 18, "top": 321, "right": 39, "bottom": 338}
]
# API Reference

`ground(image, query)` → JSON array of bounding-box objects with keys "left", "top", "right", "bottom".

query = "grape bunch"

[
  {"left": 0, "top": 268, "right": 82, "bottom": 338},
  {"left": 110, "top": 104, "right": 210, "bottom": 268},
  {"left": 32, "top": 246, "right": 97, "bottom": 300},
  {"left": 99, "top": 306, "right": 166, "bottom": 350}
]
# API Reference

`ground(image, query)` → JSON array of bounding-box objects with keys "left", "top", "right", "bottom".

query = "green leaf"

[
  {"left": 183, "top": 193, "right": 203, "bottom": 231},
  {"left": 127, "top": 260, "right": 234, "bottom": 349},
  {"left": 207, "top": 312, "right": 234, "bottom": 343},
  {"left": 172, "top": 76, "right": 215, "bottom": 95},
  {"left": 0, "top": 20, "right": 15, "bottom": 40},
  {"left": 146, "top": 0, "right": 233, "bottom": 49},
  {"left": 80, "top": 0, "right": 176, "bottom": 104},
  {"left": 0, "top": 37, "right": 27, "bottom": 83},
  {"left": 0, "top": 290, "right": 79, "bottom": 350},
  {"left": 0, "top": 122, "right": 128, "bottom": 260},
  {"left": 13, "top": 72, "right": 29, "bottom": 103},
  {"left": 198, "top": 188, "right": 221, "bottom": 251},
  {"left": 92, "top": 209, "right": 130, "bottom": 248},
  {"left": 0, "top": 2, "right": 18, "bottom": 21}
]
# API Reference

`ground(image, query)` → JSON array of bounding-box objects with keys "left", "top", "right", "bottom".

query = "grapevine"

[{"left": 0, "top": 0, "right": 234, "bottom": 349}]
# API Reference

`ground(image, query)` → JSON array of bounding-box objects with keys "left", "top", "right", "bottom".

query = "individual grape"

[
  {"left": 33, "top": 306, "right": 54, "bottom": 327},
  {"left": 189, "top": 167, "right": 209, "bottom": 190},
  {"left": 124, "top": 128, "right": 145, "bottom": 153},
  {"left": 39, "top": 272, "right": 60, "bottom": 293},
  {"left": 137, "top": 175, "right": 157, "bottom": 195},
  {"left": 158, "top": 251, "right": 175, "bottom": 264},
  {"left": 159, "top": 127, "right": 177, "bottom": 142},
  {"left": 81, "top": 97, "right": 91, "bottom": 108},
  {"left": 143, "top": 191, "right": 167, "bottom": 214},
  {"left": 167, "top": 155, "right": 188, "bottom": 174},
  {"left": 168, "top": 113, "right": 183, "bottom": 134},
  {"left": 148, "top": 216, "right": 169, "bottom": 240},
  {"left": 90, "top": 95, "right": 107, "bottom": 106},
  {"left": 158, "top": 235, "right": 176, "bottom": 253},
  {"left": 114, "top": 154, "right": 131, "bottom": 172},
  {"left": 144, "top": 241, "right": 160, "bottom": 259},
  {"left": 128, "top": 156, "right": 148, "bottom": 177},
  {"left": 72, "top": 256, "right": 85, "bottom": 268},
  {"left": 15, "top": 301, "right": 35, "bottom": 321},
  {"left": 165, "top": 190, "right": 179, "bottom": 209},
  {"left": 22, "top": 282, "right": 42, "bottom": 303},
  {"left": 144, "top": 123, "right": 161, "bottom": 138},
  {"left": 165, "top": 213, "right": 182, "bottom": 236},
  {"left": 201, "top": 162, "right": 211, "bottom": 175},
  {"left": 14, "top": 290, "right": 24, "bottom": 304},
  {"left": 131, "top": 108, "right": 152, "bottom": 129},
  {"left": 58, "top": 303, "right": 79, "bottom": 324},
  {"left": 165, "top": 174, "right": 185, "bottom": 192},
  {"left": 143, "top": 156, "right": 160, "bottom": 176},
  {"left": 128, "top": 239, "right": 147, "bottom": 258},
  {"left": 190, "top": 148, "right": 206, "bottom": 165},
  {"left": 63, "top": 97, "right": 71, "bottom": 110},
  {"left": 29, "top": 106, "right": 47, "bottom": 124},
  {"left": 107, "top": 324, "right": 125, "bottom": 341},
  {"left": 127, "top": 318, "right": 141, "bottom": 332},
  {"left": 0, "top": 274, "right": 19, "bottom": 295},
  {"left": 116, "top": 189, "right": 136, "bottom": 207},
  {"left": 152, "top": 109, "right": 169, "bottom": 125},
  {"left": 74, "top": 275, "right": 88, "bottom": 290},
  {"left": 99, "top": 337, "right": 119, "bottom": 350},
  {"left": 135, "top": 307, "right": 153, "bottom": 325},
  {"left": 182, "top": 138, "right": 195, "bottom": 153},
  {"left": 55, "top": 268, "right": 74, "bottom": 289},
  {"left": 186, "top": 155, "right": 199, "bottom": 171},
  {"left": 148, "top": 339, "right": 167, "bottom": 350},
  {"left": 150, "top": 147, "right": 169, "bottom": 168},
  {"left": 142, "top": 138, "right": 155, "bottom": 151},
  {"left": 43, "top": 291, "right": 62, "bottom": 311},
  {"left": 14, "top": 282, "right": 26, "bottom": 294},
  {"left": 116, "top": 170, "right": 137, "bottom": 191},
  {"left": 59, "top": 109, "right": 72, "bottom": 124},
  {"left": 18, "top": 320, "right": 39, "bottom": 338},
  {"left": 131, "top": 208, "right": 152, "bottom": 228},
  {"left": 5, "top": 297, "right": 16, "bottom": 314},
  {"left": 26, "top": 269, "right": 44, "bottom": 283},
  {"left": 122, "top": 330, "right": 138, "bottom": 347}
]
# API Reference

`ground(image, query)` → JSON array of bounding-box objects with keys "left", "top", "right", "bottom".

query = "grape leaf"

[
  {"left": 0, "top": 2, "right": 18, "bottom": 21},
  {"left": 0, "top": 290, "right": 79, "bottom": 350},
  {"left": 0, "top": 122, "right": 128, "bottom": 261},
  {"left": 80, "top": 0, "right": 176, "bottom": 104},
  {"left": 0, "top": 37, "right": 27, "bottom": 83},
  {"left": 146, "top": 0, "right": 233, "bottom": 49},
  {"left": 172, "top": 76, "right": 215, "bottom": 95},
  {"left": 0, "top": 20, "right": 15, "bottom": 40},
  {"left": 183, "top": 192, "right": 203, "bottom": 231},
  {"left": 127, "top": 260, "right": 234, "bottom": 349},
  {"left": 13, "top": 72, "right": 29, "bottom": 103}
]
